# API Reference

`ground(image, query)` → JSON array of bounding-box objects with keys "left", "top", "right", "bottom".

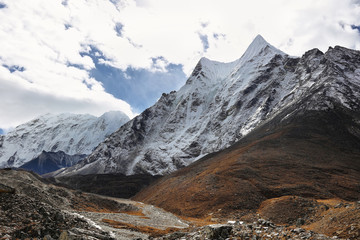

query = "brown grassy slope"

[
  {"left": 134, "top": 109, "right": 360, "bottom": 219},
  {"left": 257, "top": 196, "right": 360, "bottom": 239},
  {"left": 303, "top": 199, "right": 360, "bottom": 239}
]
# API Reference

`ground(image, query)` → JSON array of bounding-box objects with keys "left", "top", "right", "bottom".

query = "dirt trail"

[{"left": 75, "top": 197, "right": 189, "bottom": 239}]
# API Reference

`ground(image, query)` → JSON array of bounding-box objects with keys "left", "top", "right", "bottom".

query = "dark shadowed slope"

[
  {"left": 54, "top": 173, "right": 161, "bottom": 198},
  {"left": 19, "top": 150, "right": 86, "bottom": 175}
]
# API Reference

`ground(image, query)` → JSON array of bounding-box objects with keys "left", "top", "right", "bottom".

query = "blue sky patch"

[
  {"left": 82, "top": 80, "right": 93, "bottom": 90},
  {"left": 0, "top": 3, "right": 6, "bottom": 9},
  {"left": 115, "top": 22, "right": 124, "bottom": 37},
  {"left": 351, "top": 25, "right": 360, "bottom": 32},
  {"left": 3, "top": 64, "right": 25, "bottom": 73},
  {"left": 213, "top": 33, "right": 226, "bottom": 40},
  {"left": 201, "top": 22, "right": 209, "bottom": 28},
  {"left": 109, "top": 0, "right": 119, "bottom": 5},
  {"left": 198, "top": 33, "right": 209, "bottom": 52},
  {"left": 81, "top": 45, "right": 186, "bottom": 113},
  {"left": 67, "top": 62, "right": 86, "bottom": 70}
]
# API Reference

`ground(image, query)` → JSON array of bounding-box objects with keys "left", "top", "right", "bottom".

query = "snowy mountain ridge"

[
  {"left": 0, "top": 111, "right": 130, "bottom": 168},
  {"left": 55, "top": 35, "right": 360, "bottom": 177}
]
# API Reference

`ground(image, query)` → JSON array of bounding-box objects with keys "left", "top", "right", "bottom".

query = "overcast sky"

[{"left": 0, "top": 0, "right": 360, "bottom": 131}]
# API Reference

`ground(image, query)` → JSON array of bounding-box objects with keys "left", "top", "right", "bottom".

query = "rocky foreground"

[
  {"left": 0, "top": 169, "right": 117, "bottom": 239},
  {"left": 0, "top": 169, "right": 188, "bottom": 239},
  {"left": 0, "top": 168, "right": 359, "bottom": 239},
  {"left": 157, "top": 219, "right": 342, "bottom": 240},
  {"left": 0, "top": 191, "right": 113, "bottom": 239}
]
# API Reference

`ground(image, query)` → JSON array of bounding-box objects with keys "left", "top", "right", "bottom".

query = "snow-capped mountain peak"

[
  {"left": 55, "top": 36, "right": 360, "bottom": 177},
  {"left": 246, "top": 34, "right": 275, "bottom": 51},
  {"left": 236, "top": 34, "right": 285, "bottom": 66},
  {"left": 181, "top": 35, "right": 284, "bottom": 101},
  {"left": 0, "top": 111, "right": 130, "bottom": 168}
]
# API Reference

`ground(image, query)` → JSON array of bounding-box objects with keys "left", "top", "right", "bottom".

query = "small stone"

[
  {"left": 300, "top": 232, "right": 312, "bottom": 239},
  {"left": 296, "top": 218, "right": 305, "bottom": 226},
  {"left": 58, "top": 231, "right": 69, "bottom": 240},
  {"left": 2, "top": 234, "right": 11, "bottom": 239},
  {"left": 43, "top": 234, "right": 55, "bottom": 240},
  {"left": 163, "top": 232, "right": 186, "bottom": 240},
  {"left": 204, "top": 225, "right": 233, "bottom": 240},
  {"left": 334, "top": 203, "right": 343, "bottom": 208},
  {"left": 55, "top": 211, "right": 65, "bottom": 222},
  {"left": 293, "top": 228, "right": 305, "bottom": 234},
  {"left": 258, "top": 219, "right": 266, "bottom": 225},
  {"left": 23, "top": 218, "right": 31, "bottom": 224}
]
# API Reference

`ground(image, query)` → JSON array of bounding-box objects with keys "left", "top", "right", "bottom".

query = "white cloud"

[
  {"left": 93, "top": 0, "right": 359, "bottom": 76},
  {"left": 0, "top": 0, "right": 359, "bottom": 128},
  {"left": 0, "top": 0, "right": 136, "bottom": 128},
  {"left": 0, "top": 64, "right": 134, "bottom": 129}
]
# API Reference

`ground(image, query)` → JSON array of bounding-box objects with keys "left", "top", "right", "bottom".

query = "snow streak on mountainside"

[
  {"left": 58, "top": 35, "right": 360, "bottom": 177},
  {"left": 0, "top": 111, "right": 129, "bottom": 168}
]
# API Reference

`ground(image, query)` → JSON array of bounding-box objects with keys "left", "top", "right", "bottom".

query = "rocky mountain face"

[
  {"left": 57, "top": 35, "right": 360, "bottom": 177},
  {"left": 134, "top": 106, "right": 360, "bottom": 217},
  {"left": 0, "top": 111, "right": 129, "bottom": 168},
  {"left": 133, "top": 96, "right": 360, "bottom": 239}
]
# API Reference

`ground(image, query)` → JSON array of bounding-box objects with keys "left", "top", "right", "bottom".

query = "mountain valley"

[
  {"left": 2, "top": 168, "right": 358, "bottom": 239},
  {"left": 1, "top": 35, "right": 360, "bottom": 239}
]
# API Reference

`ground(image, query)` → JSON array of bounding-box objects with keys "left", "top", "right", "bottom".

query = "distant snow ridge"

[
  {"left": 57, "top": 35, "right": 360, "bottom": 177},
  {"left": 0, "top": 111, "right": 130, "bottom": 168}
]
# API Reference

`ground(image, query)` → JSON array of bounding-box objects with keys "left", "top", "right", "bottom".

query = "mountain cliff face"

[
  {"left": 133, "top": 105, "right": 360, "bottom": 219},
  {"left": 0, "top": 111, "right": 129, "bottom": 168},
  {"left": 57, "top": 35, "right": 360, "bottom": 176}
]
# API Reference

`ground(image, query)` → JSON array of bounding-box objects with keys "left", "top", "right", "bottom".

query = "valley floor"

[
  {"left": 0, "top": 169, "right": 359, "bottom": 239},
  {"left": 74, "top": 196, "right": 189, "bottom": 239},
  {"left": 74, "top": 196, "right": 359, "bottom": 240}
]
